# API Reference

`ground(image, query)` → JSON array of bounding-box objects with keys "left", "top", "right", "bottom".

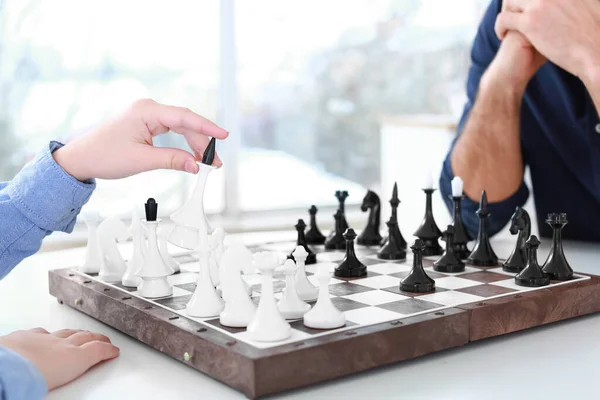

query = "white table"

[{"left": 2, "top": 237, "right": 600, "bottom": 399}]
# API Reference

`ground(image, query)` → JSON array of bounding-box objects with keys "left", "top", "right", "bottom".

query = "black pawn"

[
  {"left": 381, "top": 183, "right": 407, "bottom": 249},
  {"left": 433, "top": 225, "right": 465, "bottom": 273},
  {"left": 325, "top": 210, "right": 346, "bottom": 250},
  {"left": 145, "top": 198, "right": 158, "bottom": 221},
  {"left": 515, "top": 235, "right": 550, "bottom": 287},
  {"left": 466, "top": 190, "right": 498, "bottom": 266},
  {"left": 335, "top": 229, "right": 367, "bottom": 278},
  {"left": 400, "top": 239, "right": 435, "bottom": 293},
  {"left": 502, "top": 207, "right": 531, "bottom": 273},
  {"left": 357, "top": 190, "right": 383, "bottom": 246},
  {"left": 414, "top": 188, "right": 443, "bottom": 256},
  {"left": 305, "top": 205, "right": 326, "bottom": 245},
  {"left": 201, "top": 137, "right": 217, "bottom": 165},
  {"left": 289, "top": 219, "right": 316, "bottom": 265},
  {"left": 449, "top": 194, "right": 472, "bottom": 259},
  {"left": 542, "top": 213, "right": 573, "bottom": 281},
  {"left": 335, "top": 190, "right": 349, "bottom": 232},
  {"left": 377, "top": 218, "right": 407, "bottom": 260}
]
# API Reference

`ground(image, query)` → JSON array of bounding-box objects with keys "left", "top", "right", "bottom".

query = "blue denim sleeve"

[
  {"left": 0, "top": 141, "right": 96, "bottom": 279},
  {"left": 439, "top": 0, "right": 529, "bottom": 238},
  {"left": 0, "top": 346, "right": 47, "bottom": 399}
]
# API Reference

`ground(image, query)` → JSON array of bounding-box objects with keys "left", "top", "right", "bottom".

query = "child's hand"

[
  {"left": 52, "top": 99, "right": 229, "bottom": 182},
  {"left": 0, "top": 327, "right": 119, "bottom": 390}
]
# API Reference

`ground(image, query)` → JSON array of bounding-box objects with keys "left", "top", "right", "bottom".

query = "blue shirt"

[
  {"left": 440, "top": 0, "right": 600, "bottom": 241},
  {"left": 0, "top": 141, "right": 95, "bottom": 399}
]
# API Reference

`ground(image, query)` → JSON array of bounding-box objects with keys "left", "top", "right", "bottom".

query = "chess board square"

[
  {"left": 490, "top": 278, "right": 539, "bottom": 292},
  {"left": 317, "top": 252, "right": 346, "bottom": 262},
  {"left": 345, "top": 306, "right": 405, "bottom": 326},
  {"left": 488, "top": 267, "right": 517, "bottom": 277},
  {"left": 204, "top": 318, "right": 246, "bottom": 334},
  {"left": 456, "top": 284, "right": 518, "bottom": 298},
  {"left": 289, "top": 319, "right": 358, "bottom": 335},
  {"left": 261, "top": 242, "right": 295, "bottom": 253},
  {"left": 174, "top": 283, "right": 197, "bottom": 293},
  {"left": 377, "top": 298, "right": 443, "bottom": 315},
  {"left": 233, "top": 329, "right": 313, "bottom": 349},
  {"left": 435, "top": 276, "right": 482, "bottom": 290},
  {"left": 154, "top": 294, "right": 193, "bottom": 310},
  {"left": 419, "top": 290, "right": 485, "bottom": 306},
  {"left": 329, "top": 297, "right": 370, "bottom": 312},
  {"left": 352, "top": 275, "right": 402, "bottom": 289},
  {"left": 328, "top": 282, "right": 376, "bottom": 296},
  {"left": 359, "top": 257, "right": 388, "bottom": 267},
  {"left": 308, "top": 275, "right": 344, "bottom": 286},
  {"left": 341, "top": 290, "right": 410, "bottom": 306},
  {"left": 168, "top": 272, "right": 197, "bottom": 285},
  {"left": 367, "top": 263, "right": 413, "bottom": 275},
  {"left": 382, "top": 286, "right": 449, "bottom": 297},
  {"left": 425, "top": 266, "right": 481, "bottom": 275},
  {"left": 459, "top": 271, "right": 512, "bottom": 284},
  {"left": 364, "top": 254, "right": 411, "bottom": 264},
  {"left": 389, "top": 270, "right": 445, "bottom": 280},
  {"left": 333, "top": 270, "right": 382, "bottom": 282}
]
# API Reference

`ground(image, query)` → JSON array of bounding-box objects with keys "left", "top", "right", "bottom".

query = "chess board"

[{"left": 49, "top": 240, "right": 600, "bottom": 399}]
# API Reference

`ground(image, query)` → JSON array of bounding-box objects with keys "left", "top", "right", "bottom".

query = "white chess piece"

[
  {"left": 97, "top": 216, "right": 130, "bottom": 283},
  {"left": 186, "top": 229, "right": 224, "bottom": 318},
  {"left": 219, "top": 243, "right": 257, "bottom": 327},
  {"left": 208, "top": 233, "right": 220, "bottom": 287},
  {"left": 247, "top": 251, "right": 291, "bottom": 342},
  {"left": 277, "top": 259, "right": 311, "bottom": 319},
  {"left": 137, "top": 209, "right": 173, "bottom": 298},
  {"left": 122, "top": 209, "right": 143, "bottom": 287},
  {"left": 304, "top": 264, "right": 345, "bottom": 329},
  {"left": 293, "top": 246, "right": 318, "bottom": 301},
  {"left": 80, "top": 211, "right": 103, "bottom": 274},
  {"left": 158, "top": 222, "right": 180, "bottom": 274},
  {"left": 169, "top": 163, "right": 216, "bottom": 249},
  {"left": 219, "top": 241, "right": 254, "bottom": 301}
]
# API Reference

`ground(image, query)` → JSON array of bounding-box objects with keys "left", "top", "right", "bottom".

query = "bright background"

[{"left": 0, "top": 0, "right": 504, "bottom": 246}]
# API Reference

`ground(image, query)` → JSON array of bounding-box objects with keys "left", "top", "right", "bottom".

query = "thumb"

[{"left": 141, "top": 146, "right": 200, "bottom": 174}]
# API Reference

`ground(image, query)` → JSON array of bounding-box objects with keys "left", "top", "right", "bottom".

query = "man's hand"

[
  {"left": 52, "top": 99, "right": 229, "bottom": 182},
  {"left": 0, "top": 328, "right": 120, "bottom": 391},
  {"left": 495, "top": 0, "right": 600, "bottom": 83}
]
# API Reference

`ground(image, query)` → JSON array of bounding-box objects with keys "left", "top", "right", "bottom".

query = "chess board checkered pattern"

[{"left": 82, "top": 241, "right": 589, "bottom": 350}]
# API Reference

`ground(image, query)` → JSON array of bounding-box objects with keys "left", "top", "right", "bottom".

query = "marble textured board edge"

[{"left": 458, "top": 273, "right": 600, "bottom": 341}]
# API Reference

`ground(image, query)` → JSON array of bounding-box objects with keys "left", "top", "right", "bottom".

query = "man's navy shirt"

[{"left": 440, "top": 0, "right": 600, "bottom": 241}]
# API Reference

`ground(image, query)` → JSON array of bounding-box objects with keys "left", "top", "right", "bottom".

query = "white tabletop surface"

[{"left": 2, "top": 235, "right": 600, "bottom": 400}]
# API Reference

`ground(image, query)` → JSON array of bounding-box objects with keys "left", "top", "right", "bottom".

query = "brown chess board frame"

[{"left": 49, "top": 267, "right": 600, "bottom": 399}]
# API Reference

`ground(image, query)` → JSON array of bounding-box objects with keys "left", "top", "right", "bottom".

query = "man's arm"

[{"left": 0, "top": 141, "right": 95, "bottom": 279}]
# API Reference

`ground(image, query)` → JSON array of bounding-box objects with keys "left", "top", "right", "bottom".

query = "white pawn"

[
  {"left": 186, "top": 229, "right": 224, "bottom": 318},
  {"left": 158, "top": 223, "right": 180, "bottom": 274},
  {"left": 80, "top": 210, "right": 103, "bottom": 274},
  {"left": 247, "top": 252, "right": 291, "bottom": 342},
  {"left": 277, "top": 259, "right": 310, "bottom": 319},
  {"left": 97, "top": 216, "right": 130, "bottom": 282},
  {"left": 219, "top": 244, "right": 257, "bottom": 327},
  {"left": 293, "top": 246, "right": 318, "bottom": 301},
  {"left": 304, "top": 264, "right": 345, "bottom": 329},
  {"left": 122, "top": 209, "right": 143, "bottom": 287}
]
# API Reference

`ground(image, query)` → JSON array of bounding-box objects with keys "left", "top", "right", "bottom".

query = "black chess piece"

[
  {"left": 335, "top": 229, "right": 367, "bottom": 278},
  {"left": 325, "top": 210, "right": 346, "bottom": 250},
  {"left": 377, "top": 218, "right": 407, "bottom": 260},
  {"left": 357, "top": 190, "right": 383, "bottom": 246},
  {"left": 515, "top": 235, "right": 550, "bottom": 287},
  {"left": 502, "top": 207, "right": 531, "bottom": 273},
  {"left": 542, "top": 213, "right": 573, "bottom": 281},
  {"left": 289, "top": 219, "right": 317, "bottom": 264},
  {"left": 305, "top": 205, "right": 326, "bottom": 245},
  {"left": 466, "top": 190, "right": 498, "bottom": 266},
  {"left": 380, "top": 183, "right": 407, "bottom": 249},
  {"left": 327, "top": 190, "right": 349, "bottom": 242},
  {"left": 433, "top": 225, "right": 465, "bottom": 273},
  {"left": 400, "top": 239, "right": 435, "bottom": 293},
  {"left": 449, "top": 193, "right": 472, "bottom": 259},
  {"left": 201, "top": 137, "right": 217, "bottom": 165},
  {"left": 414, "top": 188, "right": 443, "bottom": 256},
  {"left": 145, "top": 198, "right": 158, "bottom": 221}
]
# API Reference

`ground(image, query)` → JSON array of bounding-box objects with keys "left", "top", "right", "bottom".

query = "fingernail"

[{"left": 184, "top": 160, "right": 198, "bottom": 174}]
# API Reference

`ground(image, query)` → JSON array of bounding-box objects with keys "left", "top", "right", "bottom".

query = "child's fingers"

[
  {"left": 139, "top": 146, "right": 200, "bottom": 174},
  {"left": 66, "top": 331, "right": 112, "bottom": 346},
  {"left": 149, "top": 102, "right": 228, "bottom": 140},
  {"left": 178, "top": 129, "right": 223, "bottom": 167},
  {"left": 79, "top": 341, "right": 120, "bottom": 366},
  {"left": 29, "top": 327, "right": 49, "bottom": 334},
  {"left": 51, "top": 329, "right": 84, "bottom": 339}
]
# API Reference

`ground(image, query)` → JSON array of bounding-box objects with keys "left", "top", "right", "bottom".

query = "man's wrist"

[{"left": 480, "top": 67, "right": 528, "bottom": 101}]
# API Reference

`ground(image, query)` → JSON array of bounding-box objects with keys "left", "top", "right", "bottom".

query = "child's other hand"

[
  {"left": 0, "top": 327, "right": 119, "bottom": 390},
  {"left": 52, "top": 99, "right": 229, "bottom": 181}
]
